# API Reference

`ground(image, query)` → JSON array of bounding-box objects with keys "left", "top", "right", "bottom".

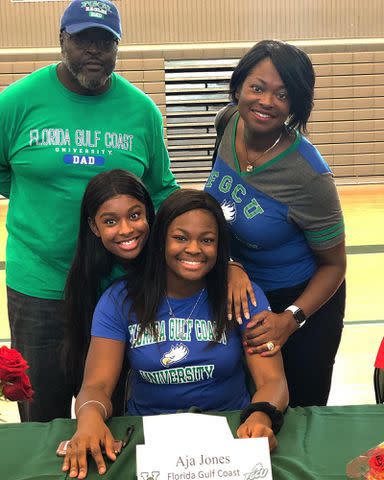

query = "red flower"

[
  {"left": 369, "top": 453, "right": 384, "bottom": 473},
  {"left": 0, "top": 346, "right": 28, "bottom": 381},
  {"left": 0, "top": 346, "right": 34, "bottom": 402},
  {"left": 2, "top": 372, "right": 34, "bottom": 402}
]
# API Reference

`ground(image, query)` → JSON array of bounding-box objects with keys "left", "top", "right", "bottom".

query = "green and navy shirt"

[
  {"left": 0, "top": 65, "right": 178, "bottom": 299},
  {"left": 205, "top": 110, "right": 345, "bottom": 292}
]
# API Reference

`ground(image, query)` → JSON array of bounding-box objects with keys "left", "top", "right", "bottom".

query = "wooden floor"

[
  {"left": 327, "top": 185, "right": 384, "bottom": 406},
  {"left": 0, "top": 184, "right": 383, "bottom": 421}
]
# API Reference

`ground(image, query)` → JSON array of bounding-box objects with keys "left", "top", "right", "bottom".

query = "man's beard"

[{"left": 62, "top": 51, "right": 115, "bottom": 91}]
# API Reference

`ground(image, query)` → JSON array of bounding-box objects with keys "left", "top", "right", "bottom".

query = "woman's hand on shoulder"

[
  {"left": 237, "top": 411, "right": 277, "bottom": 451},
  {"left": 243, "top": 310, "right": 297, "bottom": 356},
  {"left": 227, "top": 262, "right": 256, "bottom": 324},
  {"left": 62, "top": 411, "right": 117, "bottom": 479}
]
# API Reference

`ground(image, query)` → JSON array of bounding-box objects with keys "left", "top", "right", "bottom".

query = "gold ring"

[{"left": 266, "top": 341, "right": 275, "bottom": 351}]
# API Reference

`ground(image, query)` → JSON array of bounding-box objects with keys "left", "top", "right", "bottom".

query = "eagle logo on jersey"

[
  {"left": 221, "top": 200, "right": 236, "bottom": 222},
  {"left": 161, "top": 344, "right": 189, "bottom": 367}
]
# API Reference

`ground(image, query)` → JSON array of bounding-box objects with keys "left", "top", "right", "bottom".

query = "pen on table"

[{"left": 122, "top": 425, "right": 135, "bottom": 448}]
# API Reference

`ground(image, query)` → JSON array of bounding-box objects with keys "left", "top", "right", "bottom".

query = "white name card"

[
  {"left": 137, "top": 437, "right": 273, "bottom": 480},
  {"left": 143, "top": 413, "right": 234, "bottom": 446}
]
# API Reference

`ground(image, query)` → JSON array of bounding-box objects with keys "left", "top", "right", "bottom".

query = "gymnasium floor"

[{"left": 0, "top": 184, "right": 383, "bottom": 422}]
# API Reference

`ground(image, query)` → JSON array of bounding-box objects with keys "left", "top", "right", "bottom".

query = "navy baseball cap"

[{"left": 60, "top": 0, "right": 122, "bottom": 40}]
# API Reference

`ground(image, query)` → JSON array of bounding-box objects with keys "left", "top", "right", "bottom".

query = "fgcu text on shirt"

[
  {"left": 0, "top": 65, "right": 177, "bottom": 299},
  {"left": 91, "top": 281, "right": 270, "bottom": 415},
  {"left": 205, "top": 111, "right": 345, "bottom": 292}
]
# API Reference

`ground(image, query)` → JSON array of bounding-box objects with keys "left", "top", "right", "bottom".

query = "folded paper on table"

[{"left": 143, "top": 413, "right": 234, "bottom": 446}]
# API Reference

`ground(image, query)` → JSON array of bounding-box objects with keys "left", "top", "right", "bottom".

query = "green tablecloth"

[{"left": 1, "top": 405, "right": 383, "bottom": 480}]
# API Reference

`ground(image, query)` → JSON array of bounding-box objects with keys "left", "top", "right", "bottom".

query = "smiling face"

[
  {"left": 236, "top": 57, "right": 291, "bottom": 137},
  {"left": 60, "top": 27, "right": 117, "bottom": 94},
  {"left": 165, "top": 209, "right": 218, "bottom": 297},
  {"left": 89, "top": 194, "right": 149, "bottom": 264}
]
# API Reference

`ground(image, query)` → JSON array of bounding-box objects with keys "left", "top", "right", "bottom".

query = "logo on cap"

[{"left": 81, "top": 1, "right": 111, "bottom": 19}]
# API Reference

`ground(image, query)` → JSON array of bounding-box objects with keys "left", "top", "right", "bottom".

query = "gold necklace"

[{"left": 244, "top": 130, "right": 283, "bottom": 172}]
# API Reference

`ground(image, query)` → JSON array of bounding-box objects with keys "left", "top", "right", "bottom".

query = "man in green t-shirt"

[{"left": 0, "top": 0, "right": 178, "bottom": 422}]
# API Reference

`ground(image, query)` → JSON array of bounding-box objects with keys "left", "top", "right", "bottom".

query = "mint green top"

[{"left": 0, "top": 65, "right": 178, "bottom": 299}]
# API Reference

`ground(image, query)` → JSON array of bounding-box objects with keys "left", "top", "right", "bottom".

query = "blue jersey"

[
  {"left": 205, "top": 111, "right": 345, "bottom": 292},
  {"left": 91, "top": 280, "right": 270, "bottom": 415}
]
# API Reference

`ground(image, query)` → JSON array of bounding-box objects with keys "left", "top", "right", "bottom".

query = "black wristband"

[{"left": 240, "top": 402, "right": 284, "bottom": 434}]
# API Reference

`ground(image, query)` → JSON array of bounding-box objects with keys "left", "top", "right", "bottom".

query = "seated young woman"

[
  {"left": 62, "top": 189, "right": 288, "bottom": 479},
  {"left": 63, "top": 170, "right": 256, "bottom": 413}
]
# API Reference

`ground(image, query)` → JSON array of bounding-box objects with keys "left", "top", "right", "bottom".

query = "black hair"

[
  {"left": 63, "top": 169, "right": 155, "bottom": 381},
  {"left": 229, "top": 40, "right": 315, "bottom": 133},
  {"left": 132, "top": 189, "right": 230, "bottom": 342}
]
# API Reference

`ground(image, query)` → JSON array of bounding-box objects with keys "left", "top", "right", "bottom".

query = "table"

[{"left": 1, "top": 404, "right": 383, "bottom": 480}]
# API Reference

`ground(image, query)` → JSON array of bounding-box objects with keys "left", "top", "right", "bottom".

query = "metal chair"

[{"left": 374, "top": 337, "right": 384, "bottom": 404}]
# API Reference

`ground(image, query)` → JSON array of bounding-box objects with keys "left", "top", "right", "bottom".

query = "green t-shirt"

[{"left": 0, "top": 64, "right": 178, "bottom": 299}]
